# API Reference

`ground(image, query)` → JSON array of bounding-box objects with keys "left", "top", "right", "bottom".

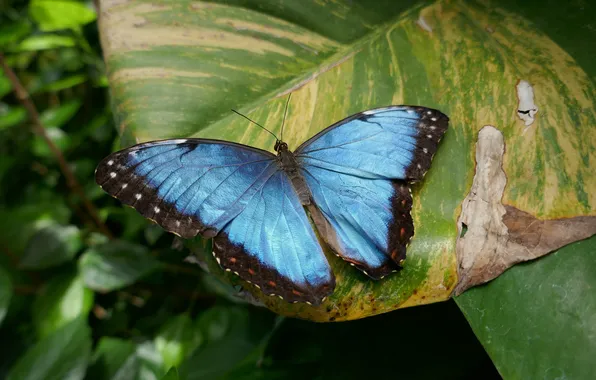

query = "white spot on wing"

[
  {"left": 154, "top": 207, "right": 160, "bottom": 213},
  {"left": 122, "top": 183, "right": 128, "bottom": 189},
  {"left": 107, "top": 160, "right": 114, "bottom": 166},
  {"left": 110, "top": 172, "right": 116, "bottom": 178},
  {"left": 426, "top": 135, "right": 432, "bottom": 139},
  {"left": 176, "top": 221, "right": 181, "bottom": 227},
  {"left": 362, "top": 110, "right": 375, "bottom": 115},
  {"left": 431, "top": 117, "right": 437, "bottom": 121},
  {"left": 430, "top": 126, "right": 436, "bottom": 130},
  {"left": 135, "top": 193, "right": 142, "bottom": 200},
  {"left": 426, "top": 111, "right": 432, "bottom": 115},
  {"left": 423, "top": 148, "right": 428, "bottom": 154}
]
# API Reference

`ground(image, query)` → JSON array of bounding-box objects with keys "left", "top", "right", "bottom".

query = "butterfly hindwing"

[
  {"left": 213, "top": 170, "right": 334, "bottom": 304},
  {"left": 303, "top": 168, "right": 413, "bottom": 279},
  {"left": 297, "top": 106, "right": 448, "bottom": 277}
]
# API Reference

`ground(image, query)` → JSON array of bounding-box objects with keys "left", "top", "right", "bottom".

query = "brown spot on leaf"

[{"left": 455, "top": 126, "right": 596, "bottom": 295}]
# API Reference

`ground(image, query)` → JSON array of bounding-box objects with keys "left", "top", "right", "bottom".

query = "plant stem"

[{"left": 0, "top": 53, "right": 113, "bottom": 239}]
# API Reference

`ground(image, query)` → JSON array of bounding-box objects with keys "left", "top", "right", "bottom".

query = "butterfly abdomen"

[{"left": 277, "top": 146, "right": 311, "bottom": 205}]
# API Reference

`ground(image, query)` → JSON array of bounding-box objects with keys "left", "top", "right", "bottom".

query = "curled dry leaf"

[{"left": 454, "top": 126, "right": 596, "bottom": 295}]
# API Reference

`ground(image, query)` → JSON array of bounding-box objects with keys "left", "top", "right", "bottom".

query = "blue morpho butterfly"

[{"left": 95, "top": 98, "right": 448, "bottom": 305}]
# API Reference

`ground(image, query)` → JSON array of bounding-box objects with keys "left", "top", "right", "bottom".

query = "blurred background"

[{"left": 0, "top": 0, "right": 530, "bottom": 378}]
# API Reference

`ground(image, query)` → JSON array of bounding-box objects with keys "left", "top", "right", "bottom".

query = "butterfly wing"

[
  {"left": 95, "top": 139, "right": 334, "bottom": 304},
  {"left": 296, "top": 106, "right": 448, "bottom": 278},
  {"left": 213, "top": 170, "right": 334, "bottom": 304}
]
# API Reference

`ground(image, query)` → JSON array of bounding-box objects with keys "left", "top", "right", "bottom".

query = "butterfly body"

[
  {"left": 275, "top": 141, "right": 312, "bottom": 205},
  {"left": 96, "top": 106, "right": 448, "bottom": 305}
]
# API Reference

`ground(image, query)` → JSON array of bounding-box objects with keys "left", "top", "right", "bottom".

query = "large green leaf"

[
  {"left": 99, "top": 0, "right": 595, "bottom": 321},
  {"left": 456, "top": 236, "right": 596, "bottom": 378}
]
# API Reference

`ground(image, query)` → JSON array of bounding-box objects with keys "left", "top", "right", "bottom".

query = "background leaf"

[
  {"left": 31, "top": 272, "right": 93, "bottom": 338},
  {"left": 0, "top": 106, "right": 27, "bottom": 130},
  {"left": 16, "top": 35, "right": 76, "bottom": 51},
  {"left": 87, "top": 337, "right": 139, "bottom": 380},
  {"left": 180, "top": 307, "right": 275, "bottom": 380},
  {"left": 161, "top": 367, "right": 179, "bottom": 380},
  {"left": 29, "top": 0, "right": 96, "bottom": 32},
  {"left": 39, "top": 100, "right": 82, "bottom": 127},
  {"left": 7, "top": 317, "right": 91, "bottom": 380},
  {"left": 0, "top": 21, "right": 32, "bottom": 48},
  {"left": 19, "top": 224, "right": 82, "bottom": 270},
  {"left": 155, "top": 313, "right": 203, "bottom": 371},
  {"left": 0, "top": 266, "right": 12, "bottom": 327},
  {"left": 79, "top": 240, "right": 160, "bottom": 292},
  {"left": 0, "top": 198, "right": 71, "bottom": 255}
]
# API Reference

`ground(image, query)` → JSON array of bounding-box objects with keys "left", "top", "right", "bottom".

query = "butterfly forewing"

[{"left": 95, "top": 138, "right": 335, "bottom": 304}]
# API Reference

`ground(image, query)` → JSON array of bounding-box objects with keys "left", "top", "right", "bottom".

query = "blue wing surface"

[
  {"left": 213, "top": 170, "right": 334, "bottom": 304},
  {"left": 95, "top": 139, "right": 278, "bottom": 239},
  {"left": 296, "top": 106, "right": 448, "bottom": 181},
  {"left": 296, "top": 106, "right": 448, "bottom": 277},
  {"left": 96, "top": 138, "right": 335, "bottom": 304}
]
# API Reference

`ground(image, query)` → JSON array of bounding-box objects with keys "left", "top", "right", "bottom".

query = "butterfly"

[{"left": 95, "top": 104, "right": 448, "bottom": 305}]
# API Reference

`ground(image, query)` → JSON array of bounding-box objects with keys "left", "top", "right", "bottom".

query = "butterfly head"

[{"left": 274, "top": 140, "right": 289, "bottom": 153}]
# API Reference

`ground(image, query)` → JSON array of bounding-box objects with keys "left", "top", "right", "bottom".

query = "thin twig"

[{"left": 0, "top": 53, "right": 113, "bottom": 238}]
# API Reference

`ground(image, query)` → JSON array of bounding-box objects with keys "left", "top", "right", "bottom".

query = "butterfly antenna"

[
  {"left": 280, "top": 93, "right": 292, "bottom": 142},
  {"left": 231, "top": 109, "right": 279, "bottom": 141}
]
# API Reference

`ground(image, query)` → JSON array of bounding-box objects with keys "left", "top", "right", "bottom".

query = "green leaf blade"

[
  {"left": 79, "top": 241, "right": 160, "bottom": 292},
  {"left": 456, "top": 236, "right": 596, "bottom": 379},
  {"left": 29, "top": 0, "right": 96, "bottom": 32},
  {"left": 0, "top": 266, "right": 12, "bottom": 327},
  {"left": 31, "top": 272, "right": 94, "bottom": 338},
  {"left": 19, "top": 225, "right": 82, "bottom": 270},
  {"left": 7, "top": 317, "right": 92, "bottom": 380}
]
